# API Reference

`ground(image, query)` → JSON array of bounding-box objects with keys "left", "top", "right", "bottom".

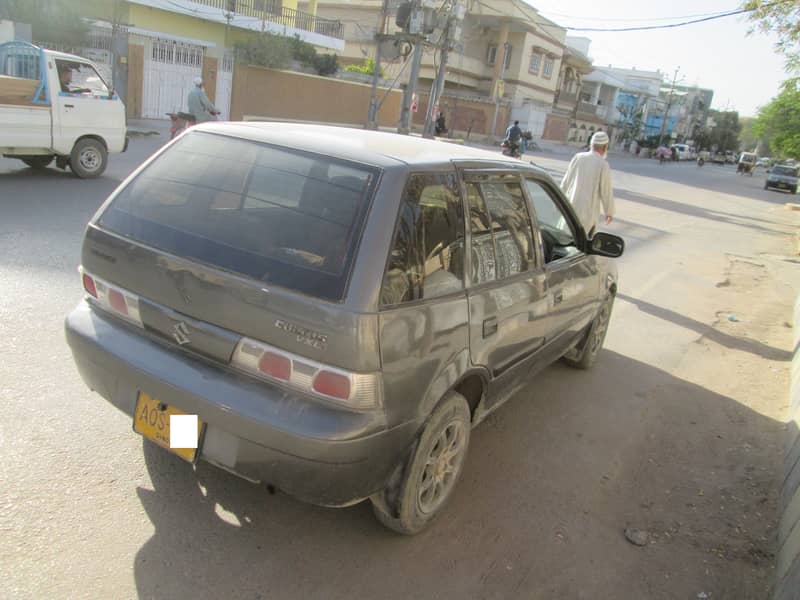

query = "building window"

[
  {"left": 543, "top": 56, "right": 554, "bottom": 79},
  {"left": 486, "top": 45, "right": 497, "bottom": 65},
  {"left": 529, "top": 52, "right": 542, "bottom": 75},
  {"left": 487, "top": 44, "right": 512, "bottom": 69}
]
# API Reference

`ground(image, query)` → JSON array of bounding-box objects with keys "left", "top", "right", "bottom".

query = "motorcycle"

[
  {"left": 501, "top": 139, "right": 522, "bottom": 158},
  {"left": 697, "top": 157, "right": 705, "bottom": 167},
  {"left": 167, "top": 112, "right": 197, "bottom": 139},
  {"left": 167, "top": 110, "right": 221, "bottom": 139}
]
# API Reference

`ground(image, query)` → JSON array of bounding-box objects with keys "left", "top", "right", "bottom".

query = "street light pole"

[
  {"left": 367, "top": 0, "right": 390, "bottom": 130},
  {"left": 422, "top": 17, "right": 452, "bottom": 138}
]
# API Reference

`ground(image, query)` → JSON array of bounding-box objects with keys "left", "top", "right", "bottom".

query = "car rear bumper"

[{"left": 65, "top": 301, "right": 418, "bottom": 507}]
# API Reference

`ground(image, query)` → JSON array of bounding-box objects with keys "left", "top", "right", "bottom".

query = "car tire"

[
  {"left": 21, "top": 155, "right": 53, "bottom": 169},
  {"left": 70, "top": 138, "right": 108, "bottom": 179},
  {"left": 563, "top": 294, "right": 615, "bottom": 370},
  {"left": 371, "top": 392, "right": 471, "bottom": 535},
  {"left": 764, "top": 183, "right": 769, "bottom": 190}
]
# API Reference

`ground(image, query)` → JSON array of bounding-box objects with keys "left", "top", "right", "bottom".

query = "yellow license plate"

[{"left": 133, "top": 392, "right": 204, "bottom": 462}]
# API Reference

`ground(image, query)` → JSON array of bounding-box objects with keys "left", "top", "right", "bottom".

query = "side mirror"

[{"left": 588, "top": 232, "right": 625, "bottom": 258}]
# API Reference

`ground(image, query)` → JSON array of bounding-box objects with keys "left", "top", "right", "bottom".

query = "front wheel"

[
  {"left": 21, "top": 155, "right": 53, "bottom": 169},
  {"left": 371, "top": 392, "right": 471, "bottom": 535},
  {"left": 563, "top": 295, "right": 614, "bottom": 370},
  {"left": 70, "top": 138, "right": 108, "bottom": 178}
]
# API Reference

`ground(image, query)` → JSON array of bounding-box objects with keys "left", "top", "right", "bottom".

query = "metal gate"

[
  {"left": 215, "top": 51, "right": 234, "bottom": 121},
  {"left": 142, "top": 38, "right": 203, "bottom": 119}
]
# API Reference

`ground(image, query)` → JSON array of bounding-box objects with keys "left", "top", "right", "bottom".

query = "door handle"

[
  {"left": 64, "top": 104, "right": 75, "bottom": 108},
  {"left": 553, "top": 291, "right": 563, "bottom": 305},
  {"left": 483, "top": 316, "right": 498, "bottom": 338}
]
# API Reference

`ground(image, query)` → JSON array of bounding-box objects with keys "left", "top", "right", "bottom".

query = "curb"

[{"left": 775, "top": 295, "right": 800, "bottom": 599}]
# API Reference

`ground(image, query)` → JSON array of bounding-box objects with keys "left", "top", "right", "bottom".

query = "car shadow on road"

[
  {"left": 615, "top": 188, "right": 795, "bottom": 237},
  {"left": 132, "top": 350, "right": 783, "bottom": 600},
  {"left": 617, "top": 293, "right": 792, "bottom": 362}
]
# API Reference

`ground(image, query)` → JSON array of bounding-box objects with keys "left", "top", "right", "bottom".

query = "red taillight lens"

[
  {"left": 108, "top": 289, "right": 128, "bottom": 315},
  {"left": 313, "top": 371, "right": 351, "bottom": 400},
  {"left": 258, "top": 352, "right": 291, "bottom": 381},
  {"left": 83, "top": 273, "right": 97, "bottom": 298}
]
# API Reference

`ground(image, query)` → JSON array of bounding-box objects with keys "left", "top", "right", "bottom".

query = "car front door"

[
  {"left": 52, "top": 59, "right": 117, "bottom": 154},
  {"left": 522, "top": 176, "right": 603, "bottom": 358},
  {"left": 461, "top": 170, "right": 548, "bottom": 409}
]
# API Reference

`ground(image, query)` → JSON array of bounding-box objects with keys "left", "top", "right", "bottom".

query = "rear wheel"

[
  {"left": 563, "top": 295, "right": 615, "bottom": 370},
  {"left": 371, "top": 392, "right": 471, "bottom": 535},
  {"left": 70, "top": 138, "right": 108, "bottom": 178},
  {"left": 21, "top": 155, "right": 53, "bottom": 169}
]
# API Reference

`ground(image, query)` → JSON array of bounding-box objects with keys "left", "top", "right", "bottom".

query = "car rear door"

[
  {"left": 522, "top": 175, "right": 603, "bottom": 358},
  {"left": 459, "top": 167, "right": 548, "bottom": 408}
]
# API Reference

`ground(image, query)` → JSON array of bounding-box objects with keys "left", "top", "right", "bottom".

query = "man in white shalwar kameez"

[{"left": 560, "top": 131, "right": 615, "bottom": 237}]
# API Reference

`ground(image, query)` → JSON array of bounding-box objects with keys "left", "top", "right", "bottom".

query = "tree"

[
  {"left": 702, "top": 110, "right": 742, "bottom": 152},
  {"left": 753, "top": 80, "right": 800, "bottom": 159},
  {"left": 744, "top": 0, "right": 800, "bottom": 74},
  {"left": 0, "top": 0, "right": 90, "bottom": 48}
]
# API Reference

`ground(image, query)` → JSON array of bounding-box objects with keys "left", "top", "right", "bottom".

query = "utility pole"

[
  {"left": 422, "top": 18, "right": 451, "bottom": 138},
  {"left": 398, "top": 35, "right": 424, "bottom": 134},
  {"left": 367, "top": 0, "right": 390, "bottom": 130},
  {"left": 489, "top": 41, "right": 509, "bottom": 140},
  {"left": 657, "top": 66, "right": 680, "bottom": 147}
]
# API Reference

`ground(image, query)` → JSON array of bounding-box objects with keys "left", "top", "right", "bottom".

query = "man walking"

[
  {"left": 560, "top": 130, "right": 615, "bottom": 236},
  {"left": 187, "top": 77, "right": 220, "bottom": 123}
]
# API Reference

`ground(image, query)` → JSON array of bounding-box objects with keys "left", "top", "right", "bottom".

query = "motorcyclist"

[
  {"left": 504, "top": 120, "right": 523, "bottom": 157},
  {"left": 187, "top": 77, "right": 220, "bottom": 123}
]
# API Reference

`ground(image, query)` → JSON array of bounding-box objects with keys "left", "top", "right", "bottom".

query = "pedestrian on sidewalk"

[{"left": 560, "top": 130, "right": 615, "bottom": 237}]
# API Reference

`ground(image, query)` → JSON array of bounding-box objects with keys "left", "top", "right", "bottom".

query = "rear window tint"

[{"left": 98, "top": 132, "right": 377, "bottom": 301}]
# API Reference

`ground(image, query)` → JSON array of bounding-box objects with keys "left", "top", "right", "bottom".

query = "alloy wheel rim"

[{"left": 417, "top": 420, "right": 466, "bottom": 515}]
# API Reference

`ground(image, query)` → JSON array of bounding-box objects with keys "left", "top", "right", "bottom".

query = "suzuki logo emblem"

[{"left": 172, "top": 321, "right": 191, "bottom": 346}]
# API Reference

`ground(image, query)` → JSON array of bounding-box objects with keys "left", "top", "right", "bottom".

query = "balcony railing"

[{"left": 183, "top": 0, "right": 344, "bottom": 40}]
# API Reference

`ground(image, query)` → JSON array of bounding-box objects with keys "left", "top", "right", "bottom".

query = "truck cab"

[{"left": 0, "top": 41, "right": 127, "bottom": 178}]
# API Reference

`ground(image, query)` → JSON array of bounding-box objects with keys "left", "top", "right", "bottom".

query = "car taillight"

[
  {"left": 232, "top": 338, "right": 382, "bottom": 411},
  {"left": 82, "top": 272, "right": 97, "bottom": 298},
  {"left": 79, "top": 267, "right": 143, "bottom": 328},
  {"left": 258, "top": 352, "right": 291, "bottom": 381},
  {"left": 313, "top": 371, "right": 351, "bottom": 400}
]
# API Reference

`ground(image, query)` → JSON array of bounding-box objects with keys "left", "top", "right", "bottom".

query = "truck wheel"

[
  {"left": 563, "top": 294, "right": 615, "bottom": 370},
  {"left": 70, "top": 139, "right": 107, "bottom": 178},
  {"left": 21, "top": 156, "right": 53, "bottom": 169},
  {"left": 371, "top": 392, "right": 471, "bottom": 535}
]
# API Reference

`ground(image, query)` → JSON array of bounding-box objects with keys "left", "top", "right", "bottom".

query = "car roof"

[{"left": 193, "top": 121, "right": 529, "bottom": 169}]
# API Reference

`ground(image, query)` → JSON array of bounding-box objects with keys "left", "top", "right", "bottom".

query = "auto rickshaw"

[{"left": 737, "top": 152, "right": 757, "bottom": 176}]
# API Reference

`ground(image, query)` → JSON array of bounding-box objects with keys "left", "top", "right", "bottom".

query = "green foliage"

[
  {"left": 234, "top": 33, "right": 293, "bottom": 69},
  {"left": 753, "top": 80, "right": 800, "bottom": 159},
  {"left": 312, "top": 53, "right": 339, "bottom": 76},
  {"left": 344, "top": 58, "right": 383, "bottom": 77},
  {"left": 698, "top": 110, "right": 742, "bottom": 152},
  {"left": 744, "top": 0, "right": 800, "bottom": 73},
  {"left": 235, "top": 33, "right": 338, "bottom": 76},
  {"left": 1, "top": 0, "right": 89, "bottom": 47}
]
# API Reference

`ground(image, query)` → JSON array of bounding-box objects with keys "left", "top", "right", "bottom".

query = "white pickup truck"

[{"left": 0, "top": 41, "right": 127, "bottom": 178}]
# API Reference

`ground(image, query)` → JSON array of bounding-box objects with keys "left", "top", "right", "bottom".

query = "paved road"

[{"left": 1, "top": 135, "right": 799, "bottom": 599}]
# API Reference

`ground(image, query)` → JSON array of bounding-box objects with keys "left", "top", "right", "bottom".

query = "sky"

[{"left": 529, "top": 0, "right": 789, "bottom": 117}]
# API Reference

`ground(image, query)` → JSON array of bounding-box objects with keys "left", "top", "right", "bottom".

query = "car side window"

[
  {"left": 467, "top": 180, "right": 536, "bottom": 284},
  {"left": 523, "top": 179, "right": 581, "bottom": 263},
  {"left": 380, "top": 173, "right": 465, "bottom": 306}
]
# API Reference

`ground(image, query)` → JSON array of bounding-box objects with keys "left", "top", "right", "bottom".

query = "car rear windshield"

[
  {"left": 98, "top": 131, "right": 377, "bottom": 301},
  {"left": 773, "top": 166, "right": 798, "bottom": 176}
]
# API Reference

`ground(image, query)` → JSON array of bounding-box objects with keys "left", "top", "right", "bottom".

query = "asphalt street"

[{"left": 1, "top": 133, "right": 799, "bottom": 599}]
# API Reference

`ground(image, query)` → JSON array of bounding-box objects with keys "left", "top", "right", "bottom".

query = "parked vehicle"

[
  {"left": 765, "top": 164, "right": 799, "bottom": 194},
  {"left": 757, "top": 157, "right": 770, "bottom": 168},
  {"left": 725, "top": 151, "right": 736, "bottom": 165},
  {"left": 737, "top": 152, "right": 757, "bottom": 176},
  {"left": 167, "top": 111, "right": 197, "bottom": 139},
  {"left": 711, "top": 152, "right": 727, "bottom": 165},
  {"left": 65, "top": 123, "right": 625, "bottom": 534},
  {"left": 0, "top": 41, "right": 127, "bottom": 178}
]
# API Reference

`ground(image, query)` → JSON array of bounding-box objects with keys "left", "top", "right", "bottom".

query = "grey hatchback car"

[{"left": 66, "top": 123, "right": 624, "bottom": 534}]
